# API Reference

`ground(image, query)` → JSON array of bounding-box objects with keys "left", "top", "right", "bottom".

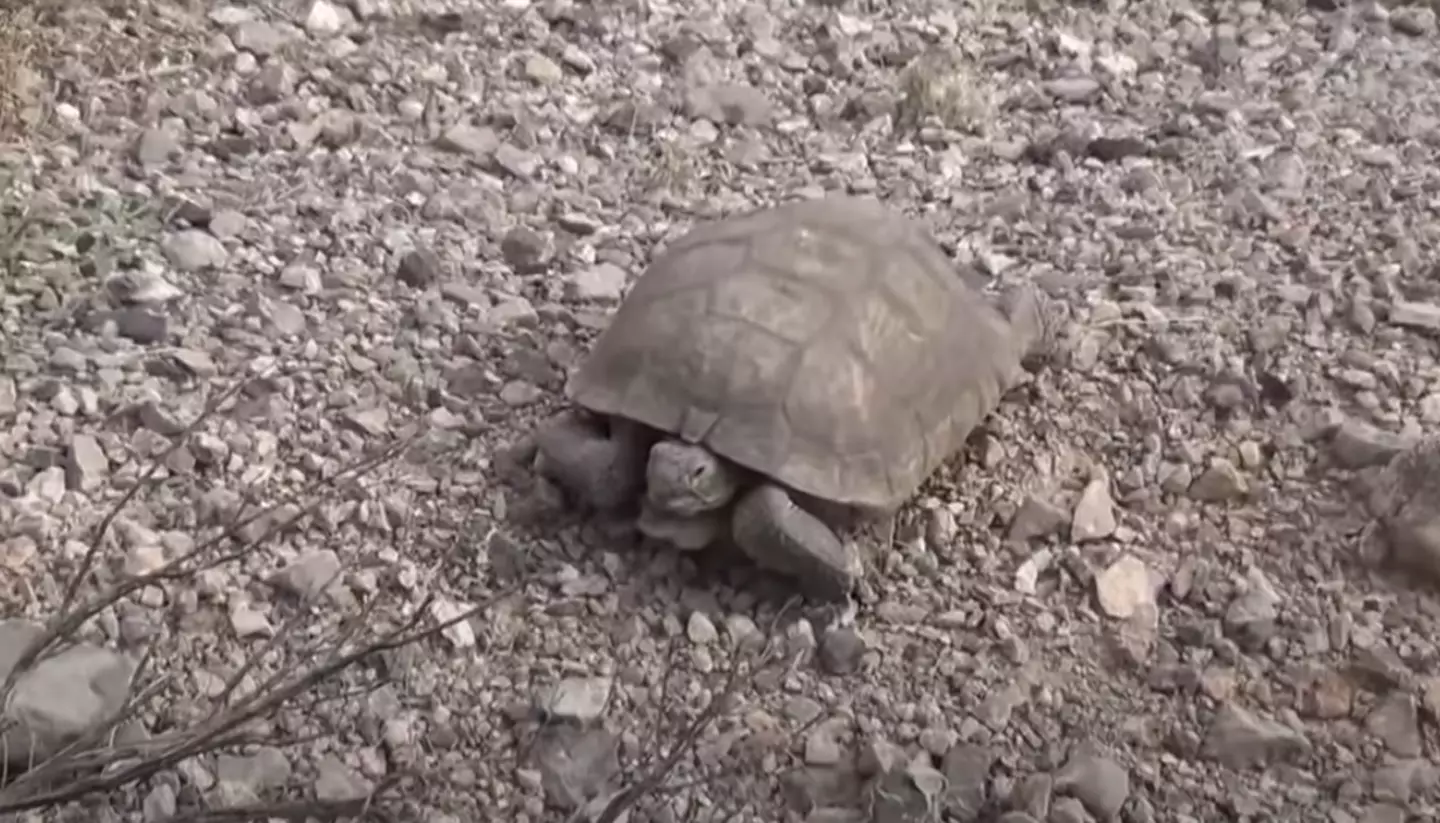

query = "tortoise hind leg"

[
  {"left": 534, "top": 412, "right": 652, "bottom": 512},
  {"left": 730, "top": 483, "right": 862, "bottom": 602}
]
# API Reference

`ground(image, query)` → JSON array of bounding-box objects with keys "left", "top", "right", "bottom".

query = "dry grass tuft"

[{"left": 0, "top": 6, "right": 46, "bottom": 144}]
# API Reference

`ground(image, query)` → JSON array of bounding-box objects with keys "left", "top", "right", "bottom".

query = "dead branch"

[
  {"left": 0, "top": 366, "right": 510, "bottom": 817},
  {"left": 593, "top": 598, "right": 802, "bottom": 823}
]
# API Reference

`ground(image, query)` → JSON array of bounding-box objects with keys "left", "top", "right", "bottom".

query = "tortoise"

[{"left": 534, "top": 194, "right": 1060, "bottom": 601}]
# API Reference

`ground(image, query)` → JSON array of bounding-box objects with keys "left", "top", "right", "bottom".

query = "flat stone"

[
  {"left": 0, "top": 620, "right": 136, "bottom": 768},
  {"left": 568, "top": 263, "right": 628, "bottom": 302},
  {"left": 163, "top": 230, "right": 228, "bottom": 271},
  {"left": 1390, "top": 301, "right": 1440, "bottom": 330},
  {"left": 1203, "top": 702, "right": 1310, "bottom": 769}
]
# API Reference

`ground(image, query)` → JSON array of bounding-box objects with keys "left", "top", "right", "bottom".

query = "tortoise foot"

[
  {"left": 534, "top": 412, "right": 648, "bottom": 511},
  {"left": 731, "top": 483, "right": 861, "bottom": 602}
]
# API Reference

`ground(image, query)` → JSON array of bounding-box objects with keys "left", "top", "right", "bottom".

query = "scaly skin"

[
  {"left": 730, "top": 483, "right": 861, "bottom": 602},
  {"left": 534, "top": 412, "right": 651, "bottom": 512},
  {"left": 644, "top": 440, "right": 741, "bottom": 516}
]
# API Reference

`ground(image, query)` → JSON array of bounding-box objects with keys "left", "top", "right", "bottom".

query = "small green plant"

[
  {"left": 895, "top": 47, "right": 997, "bottom": 136},
  {"left": 0, "top": 163, "right": 160, "bottom": 315}
]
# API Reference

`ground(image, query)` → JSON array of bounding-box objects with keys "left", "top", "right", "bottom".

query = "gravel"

[{"left": 8, "top": 0, "right": 1440, "bottom": 820}]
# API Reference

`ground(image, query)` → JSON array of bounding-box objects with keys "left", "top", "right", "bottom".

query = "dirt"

[{"left": 6, "top": 0, "right": 1440, "bottom": 821}]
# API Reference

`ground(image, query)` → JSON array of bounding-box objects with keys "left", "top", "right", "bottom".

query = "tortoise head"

[{"left": 997, "top": 284, "right": 1067, "bottom": 370}]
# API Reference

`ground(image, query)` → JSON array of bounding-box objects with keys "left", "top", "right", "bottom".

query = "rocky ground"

[{"left": 7, "top": 0, "right": 1440, "bottom": 821}]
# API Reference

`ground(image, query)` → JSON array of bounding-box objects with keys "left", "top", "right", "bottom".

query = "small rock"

[
  {"left": 229, "top": 602, "right": 274, "bottom": 638},
  {"left": 231, "top": 20, "right": 285, "bottom": 56},
  {"left": 804, "top": 721, "right": 844, "bottom": 766},
  {"left": 1391, "top": 6, "right": 1437, "bottom": 36},
  {"left": 268, "top": 301, "right": 306, "bottom": 336},
  {"left": 303, "top": 0, "right": 348, "bottom": 37},
  {"left": 247, "top": 63, "right": 295, "bottom": 105},
  {"left": 1043, "top": 76, "right": 1101, "bottom": 102},
  {"left": 818, "top": 626, "right": 866, "bottom": 675},
  {"left": 488, "top": 295, "right": 538, "bottom": 328},
  {"left": 343, "top": 407, "right": 390, "bottom": 437},
  {"left": 501, "top": 226, "right": 552, "bottom": 273},
  {"left": 542, "top": 677, "right": 612, "bottom": 723},
  {"left": 568, "top": 263, "right": 629, "bottom": 302},
  {"left": 107, "top": 270, "right": 182, "bottom": 305},
  {"left": 163, "top": 230, "right": 228, "bottom": 271},
  {"left": 500, "top": 381, "right": 542, "bottom": 406},
  {"left": 1363, "top": 804, "right": 1407, "bottom": 823},
  {"left": 436, "top": 124, "right": 498, "bottom": 157},
  {"left": 524, "top": 53, "right": 564, "bottom": 84},
  {"left": 65, "top": 435, "right": 109, "bottom": 492},
  {"left": 1390, "top": 301, "right": 1440, "bottom": 330},
  {"left": 493, "top": 143, "right": 541, "bottom": 179},
  {"left": 432, "top": 599, "right": 475, "bottom": 649},
  {"left": 1332, "top": 420, "right": 1411, "bottom": 469},
  {"left": 1203, "top": 702, "right": 1310, "bottom": 769},
  {"left": 1014, "top": 548, "right": 1052, "bottom": 595},
  {"left": 725, "top": 614, "right": 763, "bottom": 651},
  {"left": 209, "top": 209, "right": 248, "bottom": 239},
  {"left": 278, "top": 263, "right": 321, "bottom": 293},
  {"left": 869, "top": 754, "right": 947, "bottom": 823},
  {"left": 1367, "top": 691, "right": 1422, "bottom": 757},
  {"left": 1095, "top": 554, "right": 1154, "bottom": 619},
  {"left": 1071, "top": 472, "right": 1117, "bottom": 542},
  {"left": 143, "top": 784, "right": 177, "bottom": 821},
  {"left": 269, "top": 550, "right": 342, "bottom": 600},
  {"left": 1188, "top": 458, "right": 1248, "bottom": 502},
  {"left": 685, "top": 83, "right": 773, "bottom": 126},
  {"left": 115, "top": 308, "right": 170, "bottom": 344},
  {"left": 940, "top": 744, "right": 994, "bottom": 820},
  {"left": 314, "top": 754, "right": 372, "bottom": 801},
  {"left": 0, "top": 620, "right": 136, "bottom": 768},
  {"left": 1224, "top": 567, "right": 1280, "bottom": 648},
  {"left": 1053, "top": 748, "right": 1130, "bottom": 821},
  {"left": 134, "top": 128, "right": 180, "bottom": 168},
  {"left": 687, "top": 612, "right": 718, "bottom": 645},
  {"left": 1008, "top": 495, "right": 1068, "bottom": 542},
  {"left": 213, "top": 747, "right": 292, "bottom": 805}
]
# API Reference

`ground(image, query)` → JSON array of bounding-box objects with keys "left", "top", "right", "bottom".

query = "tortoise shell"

[{"left": 566, "top": 194, "right": 1024, "bottom": 510}]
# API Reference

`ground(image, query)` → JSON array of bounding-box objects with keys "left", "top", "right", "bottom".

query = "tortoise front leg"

[
  {"left": 730, "top": 483, "right": 862, "bottom": 602},
  {"left": 534, "top": 412, "right": 652, "bottom": 512},
  {"left": 637, "top": 500, "right": 727, "bottom": 551}
]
